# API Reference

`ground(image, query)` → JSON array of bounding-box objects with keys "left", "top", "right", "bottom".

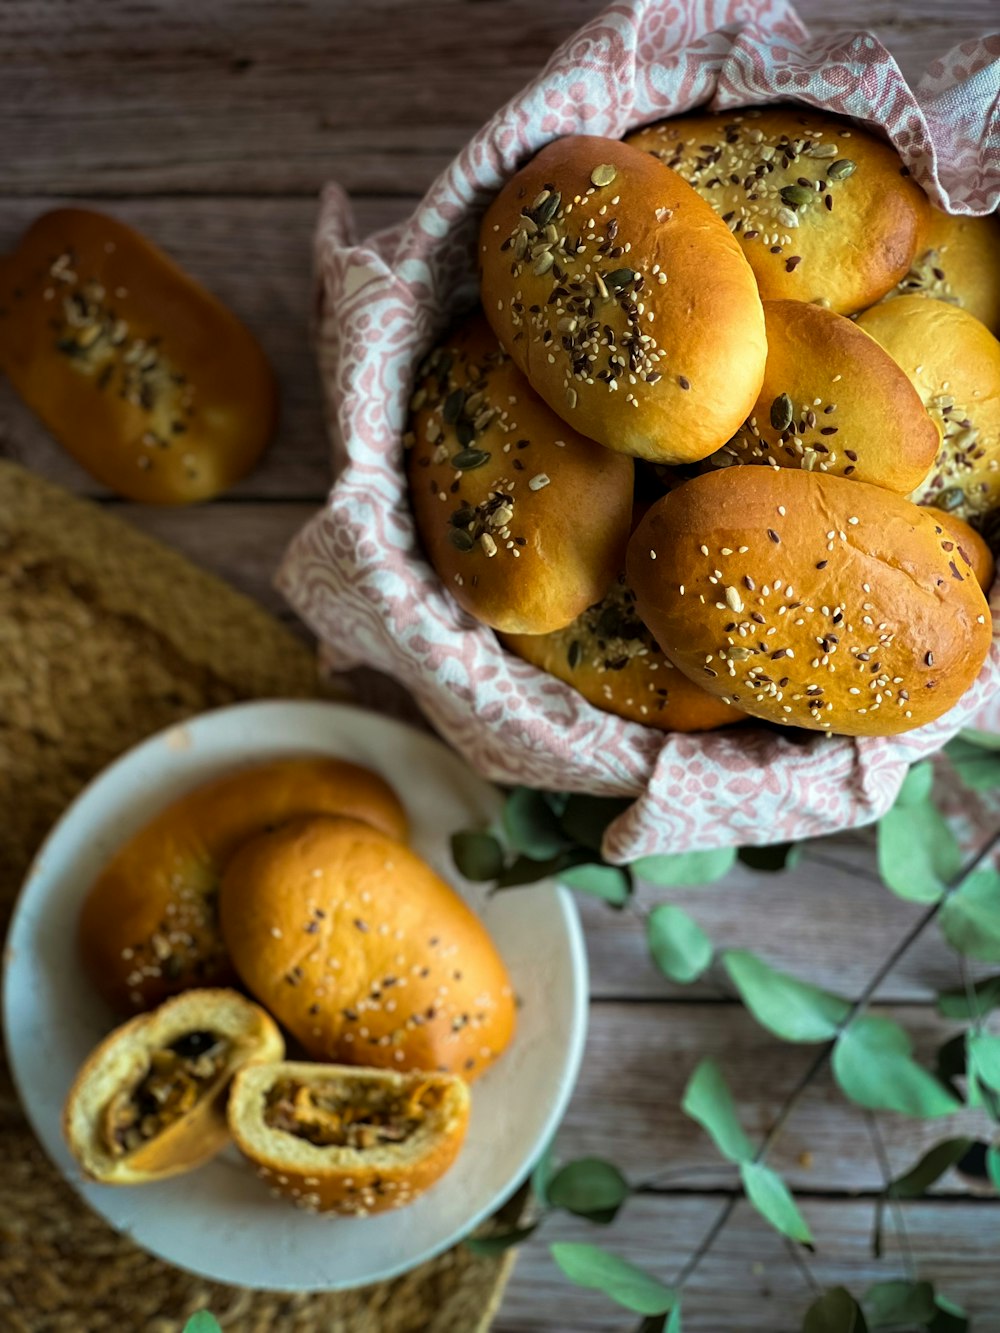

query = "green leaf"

[
  {"left": 928, "top": 1294, "right": 969, "bottom": 1333},
  {"left": 945, "top": 737, "right": 1000, "bottom": 790},
  {"left": 549, "top": 1244, "right": 676, "bottom": 1316},
  {"left": 632, "top": 846, "right": 736, "bottom": 887},
  {"left": 503, "top": 787, "right": 572, "bottom": 859},
  {"left": 738, "top": 842, "right": 803, "bottom": 872},
  {"left": 546, "top": 1158, "right": 630, "bottom": 1223},
  {"left": 940, "top": 870, "right": 1000, "bottom": 960},
  {"left": 681, "top": 1059, "right": 752, "bottom": 1164},
  {"left": 740, "top": 1161, "right": 812, "bottom": 1245},
  {"left": 958, "top": 727, "right": 1000, "bottom": 750},
  {"left": 988, "top": 1146, "right": 1000, "bottom": 1190},
  {"left": 183, "top": 1318, "right": 222, "bottom": 1333},
  {"left": 937, "top": 974, "right": 1000, "bottom": 1019},
  {"left": 559, "top": 862, "right": 631, "bottom": 907},
  {"left": 646, "top": 905, "right": 713, "bottom": 983},
  {"left": 887, "top": 1138, "right": 973, "bottom": 1198},
  {"left": 967, "top": 1031, "right": 1000, "bottom": 1092},
  {"left": 558, "top": 794, "right": 633, "bottom": 853},
  {"left": 722, "top": 951, "right": 850, "bottom": 1042},
  {"left": 895, "top": 760, "right": 935, "bottom": 806},
  {"left": 804, "top": 1287, "right": 870, "bottom": 1333},
  {"left": 466, "top": 1223, "right": 539, "bottom": 1254},
  {"left": 493, "top": 849, "right": 585, "bottom": 889},
  {"left": 864, "top": 1279, "right": 936, "bottom": 1327},
  {"left": 451, "top": 829, "right": 504, "bottom": 881},
  {"left": 876, "top": 803, "right": 961, "bottom": 903},
  {"left": 833, "top": 1016, "right": 961, "bottom": 1117}
]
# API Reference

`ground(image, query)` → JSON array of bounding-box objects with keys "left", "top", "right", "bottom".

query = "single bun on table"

[
  {"left": 626, "top": 468, "right": 992, "bottom": 737},
  {"left": 930, "top": 510, "right": 996, "bottom": 594},
  {"left": 407, "top": 311, "right": 633, "bottom": 633},
  {"left": 219, "top": 815, "right": 516, "bottom": 1082},
  {"left": 63, "top": 989, "right": 283, "bottom": 1185},
  {"left": 478, "top": 134, "right": 766, "bottom": 464},
  {"left": 501, "top": 574, "right": 744, "bottom": 732},
  {"left": 855, "top": 296, "right": 1000, "bottom": 526},
  {"left": 626, "top": 107, "right": 929, "bottom": 315},
  {"left": 708, "top": 299, "right": 939, "bottom": 493},
  {"left": 228, "top": 1061, "right": 470, "bottom": 1216},
  {"left": 877, "top": 208, "right": 1000, "bottom": 334},
  {"left": 78, "top": 757, "right": 409, "bottom": 1014}
]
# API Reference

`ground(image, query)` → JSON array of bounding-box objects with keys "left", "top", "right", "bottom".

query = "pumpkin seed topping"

[
  {"left": 590, "top": 164, "right": 618, "bottom": 188},
  {"left": 827, "top": 159, "right": 857, "bottom": 180},
  {"left": 451, "top": 448, "right": 491, "bottom": 471},
  {"left": 770, "top": 393, "right": 794, "bottom": 432}
]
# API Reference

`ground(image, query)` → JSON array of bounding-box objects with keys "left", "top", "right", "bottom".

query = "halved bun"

[
  {"left": 228, "top": 1061, "right": 470, "bottom": 1215},
  {"left": 79, "top": 757, "right": 408, "bottom": 1013},
  {"left": 63, "top": 989, "right": 283, "bottom": 1185}
]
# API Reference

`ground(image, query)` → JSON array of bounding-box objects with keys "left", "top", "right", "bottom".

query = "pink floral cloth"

[{"left": 277, "top": 0, "right": 1000, "bottom": 861}]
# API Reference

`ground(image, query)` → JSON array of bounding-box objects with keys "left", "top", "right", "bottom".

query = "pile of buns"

[
  {"left": 65, "top": 758, "right": 515, "bottom": 1216},
  {"left": 407, "top": 109, "right": 998, "bottom": 738}
]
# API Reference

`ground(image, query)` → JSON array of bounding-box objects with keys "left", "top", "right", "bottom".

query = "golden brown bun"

[
  {"left": 855, "top": 297, "right": 1000, "bottom": 524},
  {"left": 228, "top": 1061, "right": 469, "bottom": 1216},
  {"left": 63, "top": 989, "right": 283, "bottom": 1185},
  {"left": 0, "top": 209, "right": 277, "bottom": 504},
  {"left": 626, "top": 468, "right": 992, "bottom": 736},
  {"left": 501, "top": 574, "right": 744, "bottom": 732},
  {"left": 407, "top": 311, "right": 632, "bottom": 632},
  {"left": 931, "top": 511, "right": 996, "bottom": 593},
  {"left": 878, "top": 209, "right": 1000, "bottom": 333},
  {"left": 627, "top": 108, "right": 929, "bottom": 315},
  {"left": 79, "top": 758, "right": 409, "bottom": 1014},
  {"left": 219, "top": 815, "right": 515, "bottom": 1081},
  {"left": 479, "top": 135, "right": 766, "bottom": 464},
  {"left": 710, "top": 300, "right": 939, "bottom": 492}
]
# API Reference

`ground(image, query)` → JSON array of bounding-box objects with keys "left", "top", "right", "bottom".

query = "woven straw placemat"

[{"left": 0, "top": 460, "right": 513, "bottom": 1333}]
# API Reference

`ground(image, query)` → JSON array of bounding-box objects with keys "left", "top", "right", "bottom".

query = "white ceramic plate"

[{"left": 2, "top": 700, "right": 587, "bottom": 1291}]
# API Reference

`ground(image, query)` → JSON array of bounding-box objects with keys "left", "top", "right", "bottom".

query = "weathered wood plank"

[
  {"left": 0, "top": 1, "right": 992, "bottom": 195},
  {"left": 565, "top": 1002, "right": 984, "bottom": 1191},
  {"left": 495, "top": 1195, "right": 1000, "bottom": 1331}
]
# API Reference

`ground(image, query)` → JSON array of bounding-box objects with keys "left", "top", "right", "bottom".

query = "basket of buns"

[{"left": 278, "top": 0, "right": 1000, "bottom": 861}]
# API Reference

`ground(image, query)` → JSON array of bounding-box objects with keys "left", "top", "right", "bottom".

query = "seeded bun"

[
  {"left": 855, "top": 296, "right": 1000, "bottom": 524},
  {"left": 219, "top": 815, "right": 516, "bottom": 1082},
  {"left": 228, "top": 1062, "right": 470, "bottom": 1216},
  {"left": 79, "top": 758, "right": 409, "bottom": 1014},
  {"left": 709, "top": 300, "right": 939, "bottom": 492},
  {"left": 63, "top": 989, "right": 283, "bottom": 1185},
  {"left": 478, "top": 135, "right": 766, "bottom": 464},
  {"left": 878, "top": 208, "right": 1000, "bottom": 334},
  {"left": 626, "top": 468, "right": 992, "bottom": 736},
  {"left": 407, "top": 312, "right": 632, "bottom": 632},
  {"left": 626, "top": 108, "right": 928, "bottom": 315},
  {"left": 932, "top": 511, "right": 996, "bottom": 594},
  {"left": 501, "top": 574, "right": 744, "bottom": 732}
]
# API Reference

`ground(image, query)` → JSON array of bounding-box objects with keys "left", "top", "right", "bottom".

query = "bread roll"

[
  {"left": 501, "top": 574, "right": 743, "bottom": 732},
  {"left": 79, "top": 758, "right": 409, "bottom": 1014},
  {"left": 228, "top": 1062, "right": 470, "bottom": 1216},
  {"left": 0, "top": 209, "right": 277, "bottom": 503},
  {"left": 219, "top": 815, "right": 515, "bottom": 1081},
  {"left": 626, "top": 468, "right": 992, "bottom": 736},
  {"left": 626, "top": 108, "right": 928, "bottom": 314},
  {"left": 407, "top": 312, "right": 632, "bottom": 632},
  {"left": 478, "top": 135, "right": 766, "bottom": 464},
  {"left": 707, "top": 300, "right": 939, "bottom": 492},
  {"left": 878, "top": 208, "right": 1000, "bottom": 333},
  {"left": 63, "top": 989, "right": 283, "bottom": 1185},
  {"left": 931, "top": 511, "right": 996, "bottom": 593},
  {"left": 855, "top": 297, "right": 1000, "bottom": 525}
]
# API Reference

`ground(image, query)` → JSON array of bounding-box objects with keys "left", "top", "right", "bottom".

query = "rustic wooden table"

[{"left": 2, "top": 3, "right": 998, "bottom": 1330}]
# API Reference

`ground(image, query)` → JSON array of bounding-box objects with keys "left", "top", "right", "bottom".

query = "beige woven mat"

[{"left": 0, "top": 460, "right": 513, "bottom": 1333}]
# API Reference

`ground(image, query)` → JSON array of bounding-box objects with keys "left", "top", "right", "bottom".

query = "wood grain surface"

[{"left": 1, "top": 2, "right": 998, "bottom": 1329}]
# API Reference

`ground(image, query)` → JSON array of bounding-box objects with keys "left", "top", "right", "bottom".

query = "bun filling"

[{"left": 263, "top": 1076, "right": 446, "bottom": 1152}]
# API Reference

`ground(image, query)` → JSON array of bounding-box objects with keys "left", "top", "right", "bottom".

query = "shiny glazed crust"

[
  {"left": 218, "top": 815, "right": 516, "bottom": 1081},
  {"left": 626, "top": 107, "right": 929, "bottom": 314},
  {"left": 626, "top": 468, "right": 992, "bottom": 736},
  {"left": 479, "top": 135, "right": 766, "bottom": 464},
  {"left": 78, "top": 757, "right": 409, "bottom": 1013},
  {"left": 228, "top": 1061, "right": 470, "bottom": 1216},
  {"left": 407, "top": 312, "right": 633, "bottom": 632}
]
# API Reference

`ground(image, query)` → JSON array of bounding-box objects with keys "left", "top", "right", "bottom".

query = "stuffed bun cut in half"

[
  {"left": 228, "top": 1062, "right": 471, "bottom": 1216},
  {"left": 63, "top": 989, "right": 283, "bottom": 1185}
]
